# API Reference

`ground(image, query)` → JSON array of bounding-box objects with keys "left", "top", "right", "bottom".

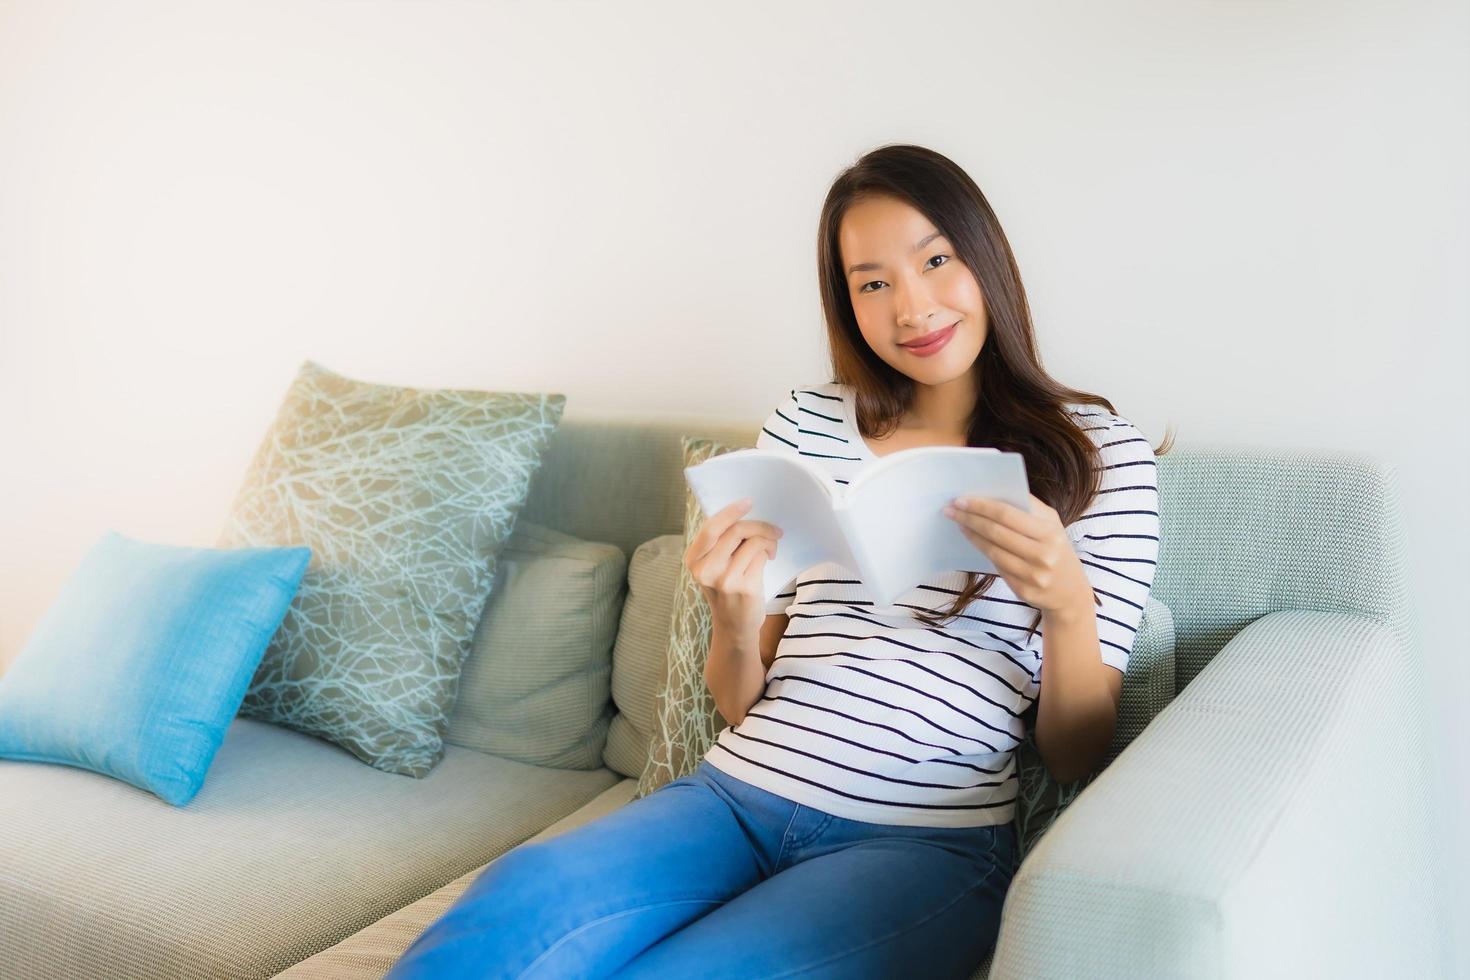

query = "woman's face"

[{"left": 838, "top": 194, "right": 987, "bottom": 387}]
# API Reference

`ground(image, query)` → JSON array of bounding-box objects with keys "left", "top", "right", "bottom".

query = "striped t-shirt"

[{"left": 702, "top": 381, "right": 1161, "bottom": 829}]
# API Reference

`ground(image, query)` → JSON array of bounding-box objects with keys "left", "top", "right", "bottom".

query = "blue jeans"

[{"left": 386, "top": 759, "right": 1019, "bottom": 979}]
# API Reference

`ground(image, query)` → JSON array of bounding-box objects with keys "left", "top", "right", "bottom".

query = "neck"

[{"left": 904, "top": 373, "right": 978, "bottom": 438}]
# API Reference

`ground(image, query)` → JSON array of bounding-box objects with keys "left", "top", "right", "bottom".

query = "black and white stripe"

[{"left": 704, "top": 382, "right": 1161, "bottom": 828}]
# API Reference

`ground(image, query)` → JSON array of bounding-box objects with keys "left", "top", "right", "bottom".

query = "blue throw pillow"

[{"left": 0, "top": 531, "right": 310, "bottom": 806}]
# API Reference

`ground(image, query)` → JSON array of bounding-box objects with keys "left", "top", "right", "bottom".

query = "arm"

[
  {"left": 1027, "top": 418, "right": 1159, "bottom": 783},
  {"left": 758, "top": 611, "right": 787, "bottom": 671},
  {"left": 1034, "top": 601, "right": 1125, "bottom": 784},
  {"left": 705, "top": 613, "right": 787, "bottom": 726},
  {"left": 945, "top": 488, "right": 1137, "bottom": 785}
]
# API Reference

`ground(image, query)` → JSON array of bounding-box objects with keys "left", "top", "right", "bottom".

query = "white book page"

[
  {"left": 683, "top": 450, "right": 862, "bottom": 606},
  {"left": 840, "top": 447, "right": 1031, "bottom": 605}
]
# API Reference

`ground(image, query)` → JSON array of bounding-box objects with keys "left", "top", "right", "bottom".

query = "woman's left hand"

[{"left": 942, "top": 492, "right": 1094, "bottom": 616}]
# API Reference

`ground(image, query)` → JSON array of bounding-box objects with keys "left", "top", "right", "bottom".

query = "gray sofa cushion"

[
  {"left": 445, "top": 521, "right": 627, "bottom": 769},
  {"left": 276, "top": 779, "right": 643, "bottom": 979},
  {"left": 0, "top": 718, "right": 620, "bottom": 980},
  {"left": 602, "top": 534, "right": 684, "bottom": 778}
]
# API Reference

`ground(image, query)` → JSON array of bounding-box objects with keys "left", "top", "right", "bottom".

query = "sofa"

[{"left": 0, "top": 410, "right": 1444, "bottom": 979}]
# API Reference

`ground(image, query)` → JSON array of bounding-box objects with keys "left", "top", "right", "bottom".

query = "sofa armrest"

[{"left": 990, "top": 610, "right": 1440, "bottom": 979}]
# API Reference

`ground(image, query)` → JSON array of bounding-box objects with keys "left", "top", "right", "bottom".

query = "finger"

[
  {"left": 694, "top": 499, "right": 753, "bottom": 554},
  {"left": 956, "top": 524, "right": 1023, "bottom": 578},
  {"left": 729, "top": 536, "right": 772, "bottom": 582},
  {"left": 714, "top": 525, "right": 780, "bottom": 564},
  {"left": 732, "top": 519, "right": 784, "bottom": 540},
  {"left": 954, "top": 508, "right": 1044, "bottom": 564},
  {"left": 718, "top": 518, "right": 781, "bottom": 552},
  {"left": 955, "top": 497, "right": 1047, "bottom": 545},
  {"left": 742, "top": 542, "right": 775, "bottom": 582},
  {"left": 697, "top": 509, "right": 782, "bottom": 554},
  {"left": 952, "top": 499, "right": 1046, "bottom": 552},
  {"left": 702, "top": 530, "right": 747, "bottom": 571}
]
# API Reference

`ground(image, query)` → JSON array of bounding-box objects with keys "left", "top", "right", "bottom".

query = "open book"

[{"left": 683, "top": 445, "right": 1031, "bottom": 607}]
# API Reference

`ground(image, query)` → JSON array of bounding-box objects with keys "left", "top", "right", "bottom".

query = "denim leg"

[
  {"left": 610, "top": 821, "right": 1018, "bottom": 980},
  {"left": 386, "top": 768, "right": 774, "bottom": 980}
]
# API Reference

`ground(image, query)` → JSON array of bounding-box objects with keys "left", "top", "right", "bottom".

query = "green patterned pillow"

[
  {"left": 1013, "top": 595, "right": 1176, "bottom": 858},
  {"left": 217, "top": 361, "right": 566, "bottom": 777},
  {"left": 635, "top": 435, "right": 745, "bottom": 798}
]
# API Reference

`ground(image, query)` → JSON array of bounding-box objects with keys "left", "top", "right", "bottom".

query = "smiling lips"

[{"left": 900, "top": 321, "right": 958, "bottom": 356}]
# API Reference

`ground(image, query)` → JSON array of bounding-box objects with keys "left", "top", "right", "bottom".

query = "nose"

[{"left": 893, "top": 276, "right": 940, "bottom": 329}]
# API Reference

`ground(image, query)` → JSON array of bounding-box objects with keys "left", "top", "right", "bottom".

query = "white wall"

[{"left": 2, "top": 0, "right": 1465, "bottom": 971}]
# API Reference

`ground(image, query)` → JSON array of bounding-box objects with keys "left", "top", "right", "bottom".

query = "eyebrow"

[{"left": 846, "top": 231, "right": 947, "bottom": 276}]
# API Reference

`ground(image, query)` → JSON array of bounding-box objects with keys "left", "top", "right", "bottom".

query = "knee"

[{"left": 478, "top": 838, "right": 576, "bottom": 897}]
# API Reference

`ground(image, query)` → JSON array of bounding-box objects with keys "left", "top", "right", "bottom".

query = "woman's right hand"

[{"left": 683, "top": 498, "right": 784, "bottom": 639}]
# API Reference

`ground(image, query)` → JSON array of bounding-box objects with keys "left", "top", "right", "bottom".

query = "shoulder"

[
  {"left": 763, "top": 382, "right": 845, "bottom": 421},
  {"left": 1066, "top": 403, "right": 1151, "bottom": 459},
  {"left": 1063, "top": 405, "right": 1161, "bottom": 542},
  {"left": 757, "top": 382, "right": 843, "bottom": 452},
  {"left": 792, "top": 382, "right": 846, "bottom": 409},
  {"left": 1064, "top": 404, "right": 1158, "bottom": 514},
  {"left": 1064, "top": 401, "right": 1127, "bottom": 430}
]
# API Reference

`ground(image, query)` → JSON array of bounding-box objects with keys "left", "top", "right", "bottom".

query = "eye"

[{"left": 857, "top": 254, "right": 950, "bottom": 294}]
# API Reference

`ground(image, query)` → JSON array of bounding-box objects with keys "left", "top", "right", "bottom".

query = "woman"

[{"left": 387, "top": 143, "right": 1171, "bottom": 980}]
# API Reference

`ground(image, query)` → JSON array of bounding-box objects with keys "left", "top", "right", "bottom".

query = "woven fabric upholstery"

[
  {"left": 601, "top": 535, "right": 685, "bottom": 778},
  {"left": 444, "top": 521, "right": 627, "bottom": 770},
  {"left": 0, "top": 718, "right": 619, "bottom": 980},
  {"left": 1151, "top": 447, "right": 1421, "bottom": 690},
  {"left": 277, "top": 779, "right": 642, "bottom": 979},
  {"left": 516, "top": 414, "right": 737, "bottom": 565},
  {"left": 990, "top": 610, "right": 1439, "bottom": 978}
]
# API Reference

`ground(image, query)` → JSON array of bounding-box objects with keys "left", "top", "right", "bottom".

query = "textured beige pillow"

[
  {"left": 601, "top": 534, "right": 685, "bottom": 779},
  {"left": 218, "top": 361, "right": 566, "bottom": 777},
  {"left": 634, "top": 435, "right": 747, "bottom": 799},
  {"left": 444, "top": 521, "right": 627, "bottom": 770}
]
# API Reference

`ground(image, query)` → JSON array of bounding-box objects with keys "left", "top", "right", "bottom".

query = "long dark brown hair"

[{"left": 817, "top": 143, "right": 1176, "bottom": 635}]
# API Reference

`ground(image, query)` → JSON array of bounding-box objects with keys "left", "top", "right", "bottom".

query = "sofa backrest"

[
  {"left": 519, "top": 411, "right": 1417, "bottom": 696},
  {"left": 1149, "top": 445, "right": 1416, "bottom": 690},
  {"left": 518, "top": 410, "right": 748, "bottom": 560}
]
